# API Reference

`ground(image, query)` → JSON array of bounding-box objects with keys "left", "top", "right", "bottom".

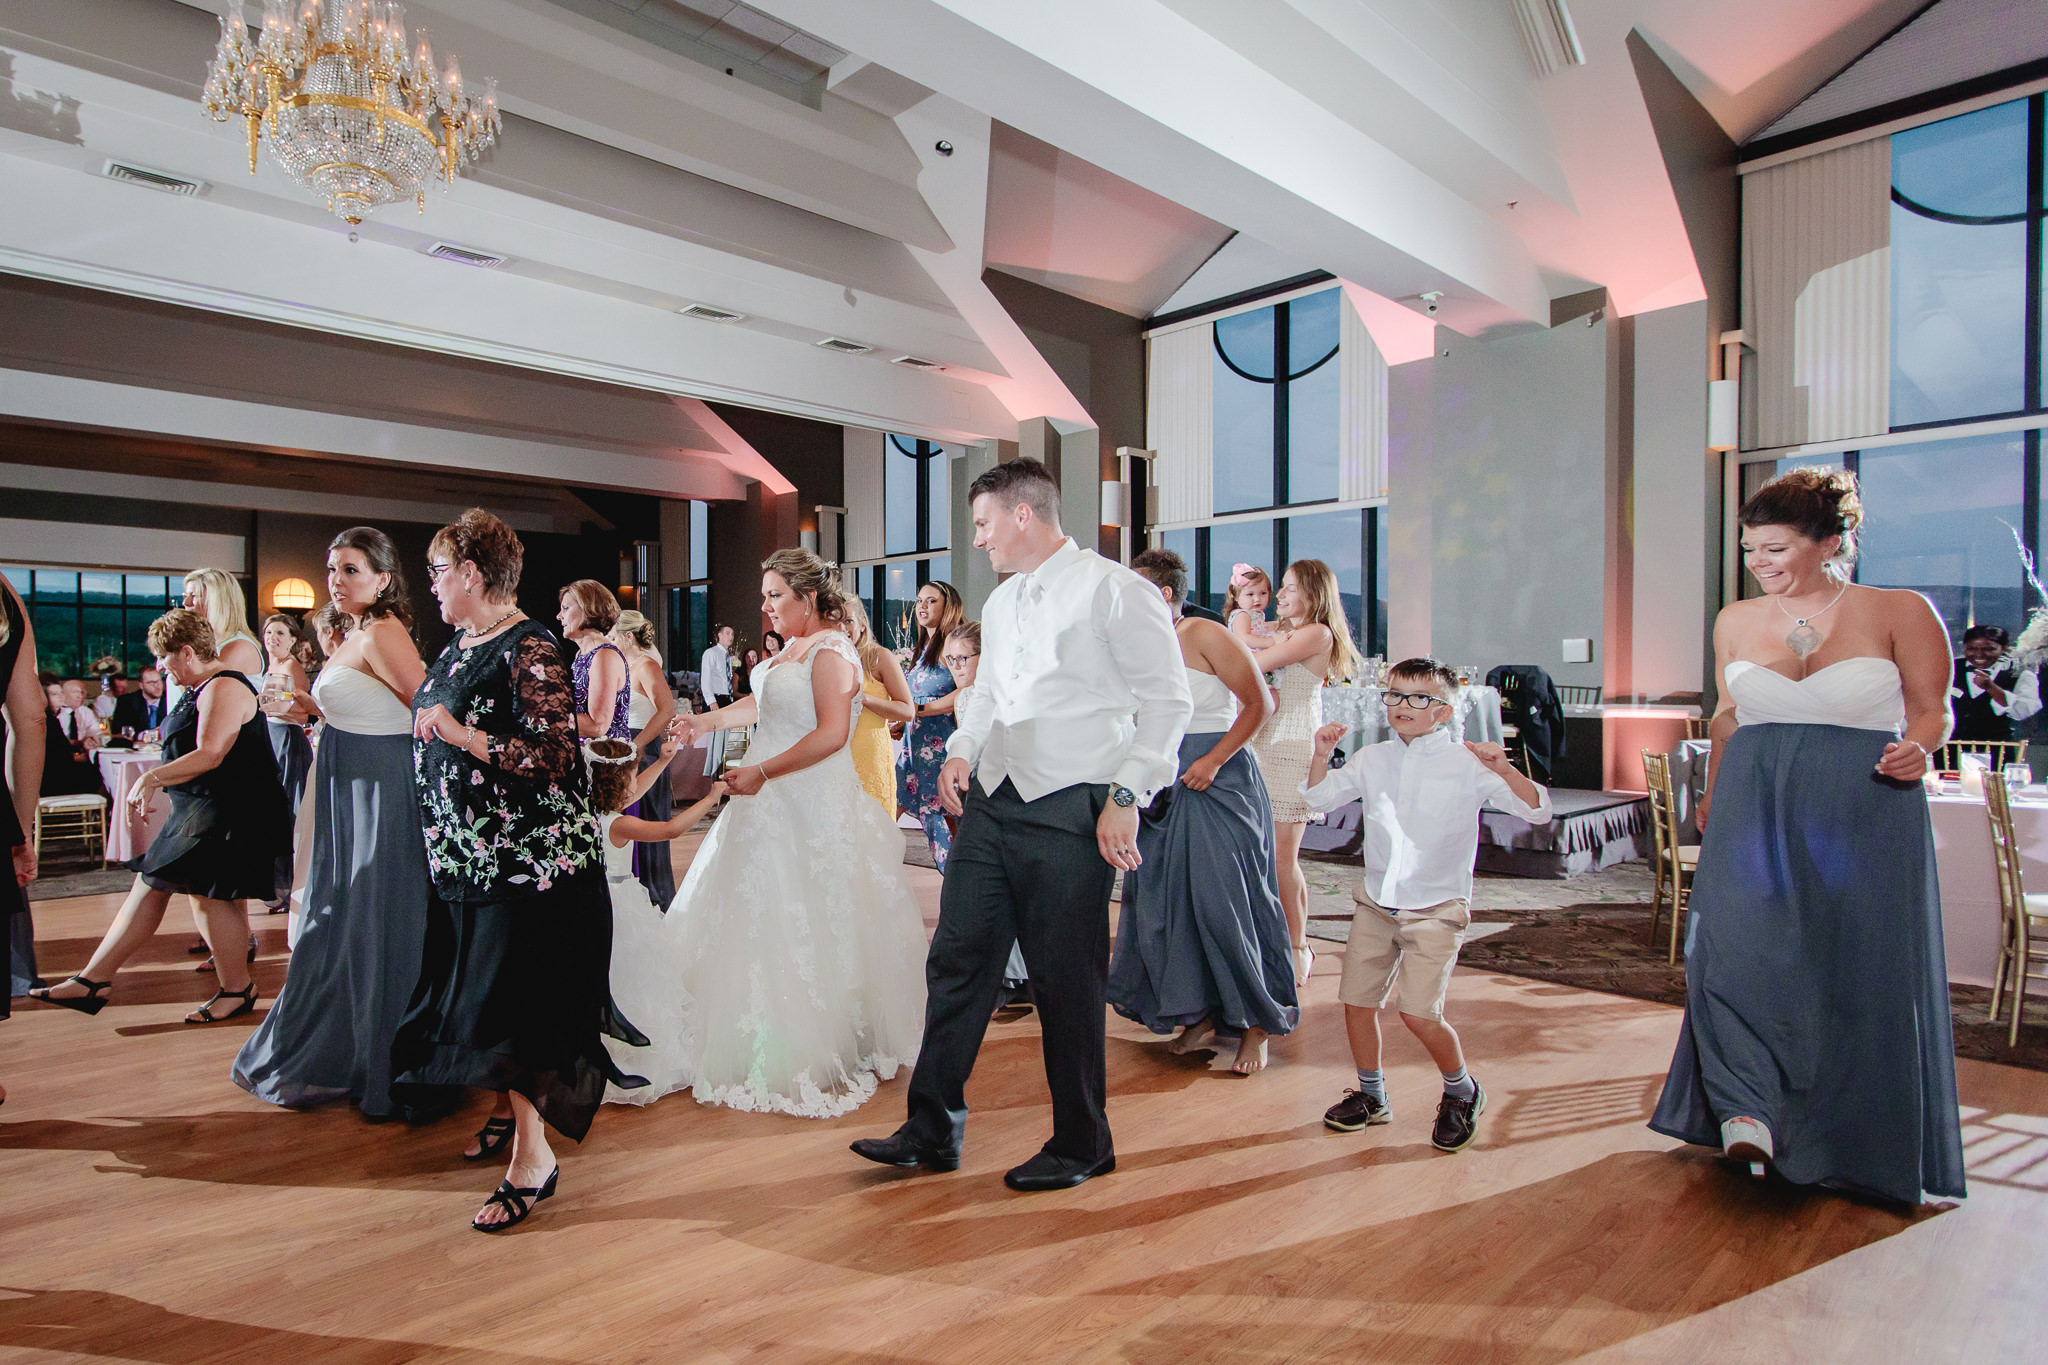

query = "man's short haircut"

[
  {"left": 1130, "top": 548, "right": 1188, "bottom": 605},
  {"left": 967, "top": 457, "right": 1061, "bottom": 529},
  {"left": 1386, "top": 656, "right": 1458, "bottom": 700}
]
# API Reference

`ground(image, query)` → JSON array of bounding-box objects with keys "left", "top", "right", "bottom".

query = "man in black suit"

[
  {"left": 1951, "top": 625, "right": 2040, "bottom": 744},
  {"left": 110, "top": 666, "right": 169, "bottom": 737}
]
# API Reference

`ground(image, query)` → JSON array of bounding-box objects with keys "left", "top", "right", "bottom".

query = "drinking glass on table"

[{"left": 2005, "top": 763, "right": 2032, "bottom": 795}]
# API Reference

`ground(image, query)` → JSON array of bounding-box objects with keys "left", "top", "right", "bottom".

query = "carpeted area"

[{"left": 1302, "top": 853, "right": 2048, "bottom": 1074}]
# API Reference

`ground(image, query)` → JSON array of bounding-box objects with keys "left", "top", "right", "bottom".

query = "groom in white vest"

[{"left": 852, "top": 457, "right": 1191, "bottom": 1190}]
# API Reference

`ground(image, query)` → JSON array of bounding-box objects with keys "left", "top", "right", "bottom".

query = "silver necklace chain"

[{"left": 1776, "top": 581, "right": 1848, "bottom": 661}]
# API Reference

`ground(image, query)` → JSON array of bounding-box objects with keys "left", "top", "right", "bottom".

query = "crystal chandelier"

[{"left": 201, "top": 1, "right": 501, "bottom": 225}]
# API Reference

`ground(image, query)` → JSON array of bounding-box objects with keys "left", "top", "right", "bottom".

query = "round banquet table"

[
  {"left": 1320, "top": 684, "right": 1505, "bottom": 755},
  {"left": 94, "top": 748, "right": 167, "bottom": 865}
]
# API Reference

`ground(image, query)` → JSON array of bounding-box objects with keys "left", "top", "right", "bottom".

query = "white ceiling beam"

[{"left": 758, "top": 0, "right": 1551, "bottom": 332}]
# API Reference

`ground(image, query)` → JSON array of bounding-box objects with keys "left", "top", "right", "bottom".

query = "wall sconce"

[
  {"left": 1100, "top": 480, "right": 1127, "bottom": 528},
  {"left": 270, "top": 577, "right": 316, "bottom": 611},
  {"left": 1707, "top": 379, "right": 1739, "bottom": 452},
  {"left": 800, "top": 529, "right": 819, "bottom": 553}
]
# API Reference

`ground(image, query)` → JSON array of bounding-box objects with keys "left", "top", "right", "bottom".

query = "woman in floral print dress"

[
  {"left": 392, "top": 509, "right": 647, "bottom": 1233},
  {"left": 894, "top": 580, "right": 965, "bottom": 868}
]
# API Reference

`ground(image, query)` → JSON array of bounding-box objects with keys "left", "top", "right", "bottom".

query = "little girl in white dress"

[{"left": 1227, "top": 564, "right": 1277, "bottom": 649}]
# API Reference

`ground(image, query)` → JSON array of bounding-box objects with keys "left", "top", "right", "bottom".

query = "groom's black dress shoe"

[
  {"left": 850, "top": 1132, "right": 961, "bottom": 1172},
  {"left": 1003, "top": 1150, "right": 1115, "bottom": 1192}
]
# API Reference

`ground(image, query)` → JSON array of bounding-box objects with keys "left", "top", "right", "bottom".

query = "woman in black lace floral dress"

[{"left": 391, "top": 509, "right": 647, "bottom": 1233}]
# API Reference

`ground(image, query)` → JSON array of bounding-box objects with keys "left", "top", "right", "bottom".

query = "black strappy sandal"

[
  {"left": 472, "top": 1166, "right": 558, "bottom": 1233},
  {"left": 185, "top": 982, "right": 257, "bottom": 1024},
  {"left": 464, "top": 1116, "right": 517, "bottom": 1162},
  {"left": 28, "top": 975, "right": 112, "bottom": 1016}
]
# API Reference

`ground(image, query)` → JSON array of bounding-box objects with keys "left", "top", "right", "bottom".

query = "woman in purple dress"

[{"left": 559, "top": 580, "right": 631, "bottom": 741}]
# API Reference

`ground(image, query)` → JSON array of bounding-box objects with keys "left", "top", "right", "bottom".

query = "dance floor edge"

[{"left": 3, "top": 883, "right": 2045, "bottom": 1365}]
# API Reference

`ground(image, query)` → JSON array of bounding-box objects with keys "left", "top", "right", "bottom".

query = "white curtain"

[
  {"left": 842, "top": 426, "right": 884, "bottom": 562},
  {"left": 1742, "top": 137, "right": 1891, "bottom": 447},
  {"left": 1338, "top": 290, "right": 1389, "bottom": 502},
  {"left": 1146, "top": 323, "right": 1213, "bottom": 526}
]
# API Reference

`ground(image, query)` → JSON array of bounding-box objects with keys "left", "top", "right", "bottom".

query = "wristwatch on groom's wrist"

[{"left": 1109, "top": 783, "right": 1138, "bottom": 809}]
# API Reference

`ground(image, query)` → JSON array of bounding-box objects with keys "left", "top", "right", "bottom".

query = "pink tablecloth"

[
  {"left": 1928, "top": 791, "right": 2048, "bottom": 987},
  {"left": 95, "top": 748, "right": 166, "bottom": 864}
]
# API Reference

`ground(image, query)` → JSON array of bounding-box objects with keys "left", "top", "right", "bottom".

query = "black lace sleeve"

[{"left": 487, "top": 633, "right": 580, "bottom": 783}]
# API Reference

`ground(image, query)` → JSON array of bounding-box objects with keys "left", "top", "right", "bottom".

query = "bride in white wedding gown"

[{"left": 604, "top": 549, "right": 928, "bottom": 1118}]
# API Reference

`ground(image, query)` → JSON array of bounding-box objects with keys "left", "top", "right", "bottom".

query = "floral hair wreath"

[{"left": 581, "top": 740, "right": 636, "bottom": 766}]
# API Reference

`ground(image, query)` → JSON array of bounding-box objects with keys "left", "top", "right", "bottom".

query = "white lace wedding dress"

[{"left": 604, "top": 631, "right": 928, "bottom": 1117}]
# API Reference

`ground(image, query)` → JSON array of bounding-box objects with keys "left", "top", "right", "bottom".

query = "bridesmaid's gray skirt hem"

[
  {"left": 1109, "top": 733, "right": 1300, "bottom": 1039},
  {"left": 1649, "top": 722, "right": 1966, "bottom": 1205}
]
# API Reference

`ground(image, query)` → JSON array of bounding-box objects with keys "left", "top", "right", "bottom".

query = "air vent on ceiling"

[
  {"left": 890, "top": 355, "right": 946, "bottom": 372},
  {"left": 679, "top": 303, "right": 747, "bottom": 323},
  {"left": 423, "top": 242, "right": 510, "bottom": 269},
  {"left": 1510, "top": 0, "right": 1585, "bottom": 77},
  {"left": 102, "top": 160, "right": 206, "bottom": 197},
  {"left": 816, "top": 336, "right": 875, "bottom": 356}
]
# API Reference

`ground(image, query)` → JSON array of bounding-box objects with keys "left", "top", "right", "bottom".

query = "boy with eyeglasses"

[{"left": 1303, "top": 657, "right": 1550, "bottom": 1152}]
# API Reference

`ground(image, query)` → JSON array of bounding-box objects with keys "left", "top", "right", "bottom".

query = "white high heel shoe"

[{"left": 1721, "top": 1115, "right": 1774, "bottom": 1168}]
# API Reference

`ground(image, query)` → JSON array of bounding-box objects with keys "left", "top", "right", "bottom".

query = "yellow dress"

[{"left": 851, "top": 673, "right": 898, "bottom": 819}]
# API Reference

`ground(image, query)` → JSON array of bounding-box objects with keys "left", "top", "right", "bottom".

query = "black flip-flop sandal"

[
  {"left": 464, "top": 1116, "right": 516, "bottom": 1162},
  {"left": 472, "top": 1166, "right": 558, "bottom": 1233}
]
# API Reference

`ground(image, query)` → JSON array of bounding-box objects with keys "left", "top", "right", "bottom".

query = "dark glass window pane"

[
  {"left": 885, "top": 438, "right": 919, "bottom": 556},
  {"left": 1372, "top": 506, "right": 1390, "bottom": 658},
  {"left": 81, "top": 607, "right": 125, "bottom": 672},
  {"left": 32, "top": 604, "right": 78, "bottom": 677},
  {"left": 3, "top": 567, "right": 29, "bottom": 597},
  {"left": 1208, "top": 519, "right": 1275, "bottom": 614},
  {"left": 1856, "top": 434, "right": 2025, "bottom": 649},
  {"left": 123, "top": 574, "right": 169, "bottom": 606},
  {"left": 80, "top": 572, "right": 122, "bottom": 606},
  {"left": 1285, "top": 509, "right": 1364, "bottom": 652},
  {"left": 927, "top": 448, "right": 950, "bottom": 550},
  {"left": 883, "top": 562, "right": 918, "bottom": 652},
  {"left": 36, "top": 571, "right": 77, "bottom": 604},
  {"left": 127, "top": 610, "right": 156, "bottom": 671},
  {"left": 1890, "top": 100, "right": 2030, "bottom": 425},
  {"left": 689, "top": 501, "right": 709, "bottom": 581},
  {"left": 1214, "top": 308, "right": 1276, "bottom": 514},
  {"left": 687, "top": 585, "right": 709, "bottom": 660}
]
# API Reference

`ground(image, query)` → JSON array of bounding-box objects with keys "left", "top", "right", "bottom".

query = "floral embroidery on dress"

[{"left": 415, "top": 621, "right": 599, "bottom": 899}]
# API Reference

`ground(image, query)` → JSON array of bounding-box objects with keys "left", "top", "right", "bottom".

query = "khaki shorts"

[{"left": 1336, "top": 887, "right": 1471, "bottom": 1021}]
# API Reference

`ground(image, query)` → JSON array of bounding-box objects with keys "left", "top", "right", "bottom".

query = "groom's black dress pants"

[{"left": 904, "top": 778, "right": 1115, "bottom": 1163}]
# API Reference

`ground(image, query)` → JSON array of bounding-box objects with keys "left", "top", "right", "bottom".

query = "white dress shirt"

[
  {"left": 1303, "top": 727, "right": 1552, "bottom": 910},
  {"left": 947, "top": 538, "right": 1192, "bottom": 804},
  {"left": 1965, "top": 665, "right": 2042, "bottom": 722},
  {"left": 699, "top": 644, "right": 732, "bottom": 706}
]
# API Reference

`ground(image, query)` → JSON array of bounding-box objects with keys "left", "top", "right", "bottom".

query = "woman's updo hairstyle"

[
  {"left": 760, "top": 547, "right": 847, "bottom": 627},
  {"left": 429, "top": 509, "right": 523, "bottom": 599},
  {"left": 614, "top": 609, "right": 657, "bottom": 650},
  {"left": 328, "top": 526, "right": 413, "bottom": 627},
  {"left": 1739, "top": 467, "right": 1863, "bottom": 573}
]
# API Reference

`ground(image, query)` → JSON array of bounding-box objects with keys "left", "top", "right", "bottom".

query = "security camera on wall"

[{"left": 1420, "top": 290, "right": 1443, "bottom": 316}]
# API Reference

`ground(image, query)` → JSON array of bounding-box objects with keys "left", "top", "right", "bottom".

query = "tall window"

[
  {"left": 1, "top": 568, "right": 179, "bottom": 678},
  {"left": 886, "top": 435, "right": 951, "bottom": 556},
  {"left": 667, "top": 500, "right": 712, "bottom": 664},
  {"left": 1213, "top": 289, "right": 1341, "bottom": 512},
  {"left": 1742, "top": 430, "right": 2040, "bottom": 650},
  {"left": 1891, "top": 93, "right": 2046, "bottom": 428},
  {"left": 851, "top": 559, "right": 942, "bottom": 654}
]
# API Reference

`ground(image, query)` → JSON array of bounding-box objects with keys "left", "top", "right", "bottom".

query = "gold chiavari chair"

[
  {"left": 1496, "top": 673, "right": 1532, "bottom": 777},
  {"left": 1685, "top": 716, "right": 1711, "bottom": 740},
  {"left": 1986, "top": 771, "right": 2048, "bottom": 1045},
  {"left": 1940, "top": 739, "right": 2028, "bottom": 772},
  {"left": 33, "top": 793, "right": 107, "bottom": 870},
  {"left": 1641, "top": 749, "right": 1698, "bottom": 965},
  {"left": 1556, "top": 684, "right": 1602, "bottom": 707}
]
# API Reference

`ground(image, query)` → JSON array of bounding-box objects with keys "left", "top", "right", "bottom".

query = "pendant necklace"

[{"left": 1776, "top": 581, "right": 1848, "bottom": 661}]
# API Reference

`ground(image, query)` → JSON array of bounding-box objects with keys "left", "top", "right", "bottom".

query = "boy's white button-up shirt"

[{"left": 1303, "top": 727, "right": 1551, "bottom": 911}]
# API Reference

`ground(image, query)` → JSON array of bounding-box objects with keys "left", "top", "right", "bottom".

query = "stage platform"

[
  {"left": 1305, "top": 788, "right": 1653, "bottom": 880},
  {"left": 3, "top": 866, "right": 2045, "bottom": 1363}
]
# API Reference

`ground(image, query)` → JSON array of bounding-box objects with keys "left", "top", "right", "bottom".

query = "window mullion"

[
  {"left": 1273, "top": 301, "right": 1290, "bottom": 508},
  {"left": 2027, "top": 94, "right": 2045, "bottom": 414}
]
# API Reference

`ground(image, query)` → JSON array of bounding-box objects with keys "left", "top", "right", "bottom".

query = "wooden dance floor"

[{"left": 6, "top": 854, "right": 2048, "bottom": 1362}]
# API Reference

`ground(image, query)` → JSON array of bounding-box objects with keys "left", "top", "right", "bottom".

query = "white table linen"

[{"left": 94, "top": 748, "right": 166, "bottom": 863}]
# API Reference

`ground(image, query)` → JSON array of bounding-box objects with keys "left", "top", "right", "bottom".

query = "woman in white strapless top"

[
  {"left": 1650, "top": 467, "right": 1965, "bottom": 1206},
  {"left": 234, "top": 531, "right": 435, "bottom": 1120}
]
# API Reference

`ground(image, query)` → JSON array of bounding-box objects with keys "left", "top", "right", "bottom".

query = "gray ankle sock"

[
  {"left": 1356, "top": 1069, "right": 1388, "bottom": 1105},
  {"left": 1441, "top": 1066, "right": 1477, "bottom": 1101}
]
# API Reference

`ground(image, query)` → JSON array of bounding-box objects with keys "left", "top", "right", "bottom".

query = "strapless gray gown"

[
  {"left": 1650, "top": 658, "right": 1966, "bottom": 1204},
  {"left": 233, "top": 665, "right": 432, "bottom": 1117}
]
